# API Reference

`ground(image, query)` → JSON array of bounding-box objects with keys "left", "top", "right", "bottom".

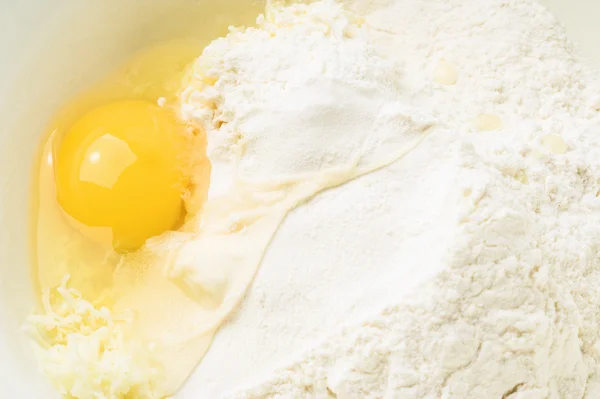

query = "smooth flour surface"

[{"left": 179, "top": 0, "right": 600, "bottom": 398}]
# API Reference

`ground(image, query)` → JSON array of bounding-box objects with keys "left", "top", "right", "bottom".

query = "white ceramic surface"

[
  {"left": 0, "top": 0, "right": 596, "bottom": 397},
  {"left": 541, "top": 0, "right": 600, "bottom": 68}
]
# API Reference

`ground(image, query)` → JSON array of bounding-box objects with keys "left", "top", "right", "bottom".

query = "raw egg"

[
  {"left": 54, "top": 100, "right": 187, "bottom": 251},
  {"left": 31, "top": 39, "right": 209, "bottom": 301}
]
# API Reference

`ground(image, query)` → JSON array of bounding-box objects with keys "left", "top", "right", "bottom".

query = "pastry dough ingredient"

[{"left": 54, "top": 100, "right": 190, "bottom": 251}]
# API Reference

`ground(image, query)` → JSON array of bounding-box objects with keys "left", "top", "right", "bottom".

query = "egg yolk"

[{"left": 54, "top": 100, "right": 188, "bottom": 252}]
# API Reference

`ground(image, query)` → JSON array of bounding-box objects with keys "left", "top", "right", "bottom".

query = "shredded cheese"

[{"left": 25, "top": 277, "right": 164, "bottom": 399}]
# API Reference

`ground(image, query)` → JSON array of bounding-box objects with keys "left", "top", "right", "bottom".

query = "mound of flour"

[{"left": 180, "top": 0, "right": 600, "bottom": 398}]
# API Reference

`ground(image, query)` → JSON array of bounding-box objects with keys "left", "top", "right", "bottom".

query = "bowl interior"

[{"left": 0, "top": 0, "right": 598, "bottom": 397}]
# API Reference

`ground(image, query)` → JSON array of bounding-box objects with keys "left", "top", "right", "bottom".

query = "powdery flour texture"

[{"left": 179, "top": 0, "right": 600, "bottom": 398}]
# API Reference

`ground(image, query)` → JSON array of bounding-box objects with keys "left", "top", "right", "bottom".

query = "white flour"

[{"left": 178, "top": 0, "right": 600, "bottom": 398}]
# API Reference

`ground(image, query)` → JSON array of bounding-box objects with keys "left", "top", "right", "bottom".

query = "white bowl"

[{"left": 0, "top": 0, "right": 597, "bottom": 397}]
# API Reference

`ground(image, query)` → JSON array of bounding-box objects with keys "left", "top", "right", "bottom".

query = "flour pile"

[{"left": 178, "top": 0, "right": 600, "bottom": 398}]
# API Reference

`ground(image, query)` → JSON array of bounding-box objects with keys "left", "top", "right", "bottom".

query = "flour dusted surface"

[{"left": 180, "top": 0, "right": 600, "bottom": 398}]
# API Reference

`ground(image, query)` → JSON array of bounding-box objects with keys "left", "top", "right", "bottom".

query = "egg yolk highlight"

[{"left": 54, "top": 100, "right": 188, "bottom": 252}]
